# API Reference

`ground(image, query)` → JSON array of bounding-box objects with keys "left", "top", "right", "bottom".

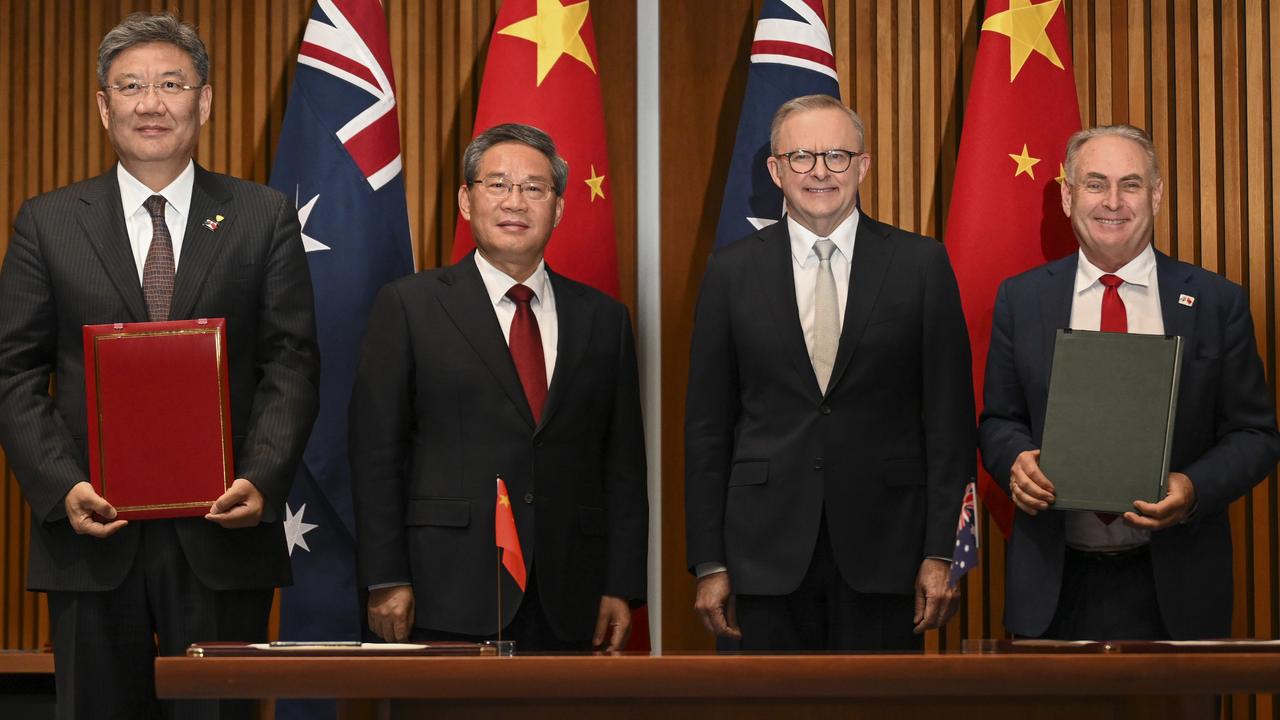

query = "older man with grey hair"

[
  {"left": 979, "top": 124, "right": 1280, "bottom": 640},
  {"left": 0, "top": 11, "right": 319, "bottom": 719}
]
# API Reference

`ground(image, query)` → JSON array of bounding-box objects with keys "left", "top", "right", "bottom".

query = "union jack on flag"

[
  {"left": 948, "top": 481, "right": 980, "bottom": 587},
  {"left": 269, "top": 4, "right": 413, "bottom": 718},
  {"left": 713, "top": 0, "right": 841, "bottom": 248}
]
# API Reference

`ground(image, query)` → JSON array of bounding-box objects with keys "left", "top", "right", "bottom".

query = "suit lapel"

[
  {"left": 1154, "top": 250, "right": 1197, "bottom": 340},
  {"left": 76, "top": 168, "right": 147, "bottom": 322},
  {"left": 826, "top": 215, "right": 893, "bottom": 393},
  {"left": 758, "top": 222, "right": 821, "bottom": 395},
  {"left": 540, "top": 268, "right": 593, "bottom": 431},
  {"left": 437, "top": 254, "right": 537, "bottom": 429},
  {"left": 1038, "top": 252, "right": 1078, "bottom": 361},
  {"left": 170, "top": 166, "right": 234, "bottom": 320}
]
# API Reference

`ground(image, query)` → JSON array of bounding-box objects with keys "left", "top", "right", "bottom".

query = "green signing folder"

[{"left": 1039, "top": 329, "right": 1183, "bottom": 513}]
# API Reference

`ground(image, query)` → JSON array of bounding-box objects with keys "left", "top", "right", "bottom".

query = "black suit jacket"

[
  {"left": 684, "top": 216, "right": 975, "bottom": 596},
  {"left": 0, "top": 165, "right": 320, "bottom": 593},
  {"left": 978, "top": 250, "right": 1280, "bottom": 638},
  {"left": 349, "top": 253, "right": 647, "bottom": 642}
]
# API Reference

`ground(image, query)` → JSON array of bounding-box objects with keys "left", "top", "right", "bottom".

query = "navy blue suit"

[{"left": 979, "top": 249, "right": 1280, "bottom": 638}]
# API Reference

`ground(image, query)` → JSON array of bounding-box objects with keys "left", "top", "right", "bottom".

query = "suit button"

[
  {"left": 820, "top": 405, "right": 832, "bottom": 415},
  {"left": 814, "top": 458, "right": 824, "bottom": 470},
  {"left": 523, "top": 493, "right": 534, "bottom": 504}
]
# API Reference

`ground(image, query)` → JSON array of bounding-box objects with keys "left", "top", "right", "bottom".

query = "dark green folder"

[{"left": 1039, "top": 329, "right": 1183, "bottom": 513}]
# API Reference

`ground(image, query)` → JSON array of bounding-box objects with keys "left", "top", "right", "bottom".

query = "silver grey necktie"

[{"left": 812, "top": 238, "right": 839, "bottom": 392}]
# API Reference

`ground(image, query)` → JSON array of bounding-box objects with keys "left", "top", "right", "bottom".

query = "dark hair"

[{"left": 463, "top": 123, "right": 569, "bottom": 195}]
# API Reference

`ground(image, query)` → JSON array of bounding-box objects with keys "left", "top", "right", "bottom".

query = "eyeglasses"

[
  {"left": 1068, "top": 178, "right": 1150, "bottom": 195},
  {"left": 467, "top": 175, "right": 555, "bottom": 202},
  {"left": 774, "top": 149, "right": 866, "bottom": 174},
  {"left": 104, "top": 81, "right": 202, "bottom": 98}
]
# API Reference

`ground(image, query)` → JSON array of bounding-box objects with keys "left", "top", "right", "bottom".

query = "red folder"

[{"left": 83, "top": 319, "right": 234, "bottom": 520}]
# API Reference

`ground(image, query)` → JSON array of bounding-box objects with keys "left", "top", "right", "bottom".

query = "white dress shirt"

[
  {"left": 117, "top": 161, "right": 195, "bottom": 283},
  {"left": 1064, "top": 245, "right": 1163, "bottom": 551},
  {"left": 789, "top": 210, "right": 859, "bottom": 360},
  {"left": 473, "top": 250, "right": 558, "bottom": 385}
]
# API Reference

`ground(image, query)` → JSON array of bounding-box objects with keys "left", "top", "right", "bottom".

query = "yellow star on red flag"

[
  {"left": 585, "top": 165, "right": 606, "bottom": 201},
  {"left": 1055, "top": 162, "right": 1067, "bottom": 186},
  {"left": 498, "top": 0, "right": 596, "bottom": 86},
  {"left": 981, "top": 0, "right": 1065, "bottom": 82},
  {"left": 1008, "top": 144, "right": 1041, "bottom": 179}
]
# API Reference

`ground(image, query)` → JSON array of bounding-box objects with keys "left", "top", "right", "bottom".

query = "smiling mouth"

[
  {"left": 1094, "top": 218, "right": 1128, "bottom": 225},
  {"left": 804, "top": 187, "right": 836, "bottom": 193}
]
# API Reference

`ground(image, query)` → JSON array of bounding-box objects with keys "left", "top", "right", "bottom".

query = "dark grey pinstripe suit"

[{"left": 0, "top": 165, "right": 319, "bottom": 717}]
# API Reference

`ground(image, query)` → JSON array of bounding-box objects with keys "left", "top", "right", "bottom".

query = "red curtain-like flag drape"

[
  {"left": 451, "top": 0, "right": 619, "bottom": 298},
  {"left": 945, "top": 0, "right": 1083, "bottom": 536}
]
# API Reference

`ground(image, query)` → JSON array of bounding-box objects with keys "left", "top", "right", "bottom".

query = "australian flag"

[
  {"left": 714, "top": 0, "right": 841, "bottom": 248},
  {"left": 268, "top": 1, "right": 412, "bottom": 716},
  {"left": 949, "top": 482, "right": 980, "bottom": 587}
]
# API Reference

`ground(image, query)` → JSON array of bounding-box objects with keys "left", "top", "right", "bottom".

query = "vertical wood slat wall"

[{"left": 0, "top": 0, "right": 636, "bottom": 652}]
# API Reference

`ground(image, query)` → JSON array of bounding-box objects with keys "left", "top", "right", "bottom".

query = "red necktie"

[
  {"left": 505, "top": 284, "right": 547, "bottom": 424},
  {"left": 1096, "top": 274, "right": 1126, "bottom": 524},
  {"left": 142, "top": 195, "right": 175, "bottom": 321}
]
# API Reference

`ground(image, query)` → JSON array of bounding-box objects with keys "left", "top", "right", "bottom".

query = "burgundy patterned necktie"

[
  {"left": 505, "top": 284, "right": 547, "bottom": 424},
  {"left": 142, "top": 195, "right": 175, "bottom": 321},
  {"left": 1096, "top": 273, "right": 1127, "bottom": 524}
]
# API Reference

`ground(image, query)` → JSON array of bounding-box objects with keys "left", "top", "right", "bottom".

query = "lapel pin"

[
  {"left": 203, "top": 214, "right": 224, "bottom": 232},
  {"left": 1178, "top": 294, "right": 1196, "bottom": 307}
]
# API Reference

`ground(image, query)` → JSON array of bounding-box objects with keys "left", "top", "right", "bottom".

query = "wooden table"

[{"left": 155, "top": 651, "right": 1280, "bottom": 719}]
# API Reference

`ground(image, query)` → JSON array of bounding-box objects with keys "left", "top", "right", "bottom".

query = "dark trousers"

[
  {"left": 1040, "top": 545, "right": 1170, "bottom": 641},
  {"left": 410, "top": 570, "right": 588, "bottom": 652},
  {"left": 735, "top": 517, "right": 920, "bottom": 652},
  {"left": 48, "top": 521, "right": 274, "bottom": 720}
]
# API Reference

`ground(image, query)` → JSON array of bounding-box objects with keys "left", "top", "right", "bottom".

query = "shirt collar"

[
  {"left": 788, "top": 209, "right": 860, "bottom": 265},
  {"left": 116, "top": 160, "right": 196, "bottom": 220},
  {"left": 473, "top": 250, "right": 550, "bottom": 306},
  {"left": 1075, "top": 243, "right": 1157, "bottom": 294}
]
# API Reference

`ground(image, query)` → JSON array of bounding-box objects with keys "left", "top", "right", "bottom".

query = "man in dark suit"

[
  {"left": 685, "top": 94, "right": 975, "bottom": 651},
  {"left": 979, "top": 124, "right": 1280, "bottom": 640},
  {"left": 0, "top": 13, "right": 319, "bottom": 719},
  {"left": 351, "top": 123, "right": 647, "bottom": 651}
]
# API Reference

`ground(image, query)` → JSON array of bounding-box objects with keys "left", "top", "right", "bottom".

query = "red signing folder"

[{"left": 83, "top": 319, "right": 233, "bottom": 520}]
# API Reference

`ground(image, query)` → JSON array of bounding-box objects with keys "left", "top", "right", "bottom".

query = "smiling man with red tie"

[
  {"left": 349, "top": 123, "right": 647, "bottom": 651},
  {"left": 979, "top": 124, "right": 1280, "bottom": 640}
]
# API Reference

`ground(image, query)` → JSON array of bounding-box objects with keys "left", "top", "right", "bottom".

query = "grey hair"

[
  {"left": 98, "top": 12, "right": 210, "bottom": 88},
  {"left": 1063, "top": 124, "right": 1161, "bottom": 181},
  {"left": 769, "top": 94, "right": 866, "bottom": 153},
  {"left": 463, "top": 123, "right": 569, "bottom": 195}
]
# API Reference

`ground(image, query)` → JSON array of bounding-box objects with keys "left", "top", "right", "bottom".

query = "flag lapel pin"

[
  {"left": 203, "top": 214, "right": 224, "bottom": 232},
  {"left": 1178, "top": 294, "right": 1196, "bottom": 307}
]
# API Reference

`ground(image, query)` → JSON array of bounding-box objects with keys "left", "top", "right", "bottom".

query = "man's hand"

[
  {"left": 592, "top": 595, "right": 633, "bottom": 651},
  {"left": 63, "top": 481, "right": 127, "bottom": 538},
  {"left": 1125, "top": 471, "right": 1195, "bottom": 530},
  {"left": 693, "top": 571, "right": 741, "bottom": 639},
  {"left": 1009, "top": 449, "right": 1055, "bottom": 515},
  {"left": 368, "top": 585, "right": 415, "bottom": 642},
  {"left": 913, "top": 558, "right": 959, "bottom": 634},
  {"left": 205, "top": 478, "right": 265, "bottom": 528}
]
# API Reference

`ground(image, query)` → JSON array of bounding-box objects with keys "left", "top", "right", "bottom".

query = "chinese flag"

[
  {"left": 495, "top": 478, "right": 527, "bottom": 591},
  {"left": 451, "top": 0, "right": 619, "bottom": 298},
  {"left": 944, "top": 0, "right": 1082, "bottom": 536}
]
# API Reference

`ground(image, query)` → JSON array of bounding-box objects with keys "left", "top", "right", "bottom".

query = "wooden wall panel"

[{"left": 0, "top": 0, "right": 636, "bottom": 653}]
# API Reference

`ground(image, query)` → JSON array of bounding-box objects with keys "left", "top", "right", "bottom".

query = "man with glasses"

[
  {"left": 685, "top": 94, "right": 975, "bottom": 650},
  {"left": 350, "top": 123, "right": 647, "bottom": 651},
  {"left": 979, "top": 124, "right": 1279, "bottom": 639},
  {"left": 0, "top": 12, "right": 319, "bottom": 719}
]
